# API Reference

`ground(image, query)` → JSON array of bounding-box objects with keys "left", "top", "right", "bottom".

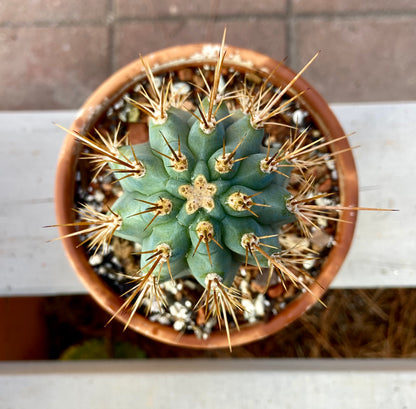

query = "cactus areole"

[{"left": 55, "top": 43, "right": 358, "bottom": 349}]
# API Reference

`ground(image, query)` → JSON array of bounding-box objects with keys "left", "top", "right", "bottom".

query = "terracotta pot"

[{"left": 55, "top": 44, "right": 358, "bottom": 349}]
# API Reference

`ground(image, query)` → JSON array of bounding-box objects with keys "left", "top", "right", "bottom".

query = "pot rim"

[{"left": 55, "top": 43, "right": 358, "bottom": 349}]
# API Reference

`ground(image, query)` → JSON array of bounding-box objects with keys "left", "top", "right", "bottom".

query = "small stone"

[
  {"left": 279, "top": 234, "right": 310, "bottom": 253},
  {"left": 177, "top": 68, "right": 194, "bottom": 82},
  {"left": 183, "top": 280, "right": 197, "bottom": 290},
  {"left": 94, "top": 190, "right": 105, "bottom": 202},
  {"left": 162, "top": 280, "right": 177, "bottom": 294},
  {"left": 113, "top": 99, "right": 124, "bottom": 111},
  {"left": 192, "top": 73, "right": 205, "bottom": 88},
  {"left": 303, "top": 255, "right": 316, "bottom": 270},
  {"left": 171, "top": 82, "right": 191, "bottom": 95},
  {"left": 127, "top": 106, "right": 140, "bottom": 123},
  {"left": 184, "top": 300, "right": 192, "bottom": 309},
  {"left": 311, "top": 129, "right": 321, "bottom": 138},
  {"left": 89, "top": 254, "right": 103, "bottom": 266},
  {"left": 242, "top": 298, "right": 256, "bottom": 323},
  {"left": 133, "top": 83, "right": 143, "bottom": 93},
  {"left": 254, "top": 294, "right": 265, "bottom": 317},
  {"left": 282, "top": 285, "right": 297, "bottom": 299},
  {"left": 250, "top": 280, "right": 267, "bottom": 294},
  {"left": 150, "top": 314, "right": 171, "bottom": 326},
  {"left": 250, "top": 268, "right": 279, "bottom": 293},
  {"left": 196, "top": 307, "right": 206, "bottom": 326},
  {"left": 305, "top": 164, "right": 327, "bottom": 180},
  {"left": 97, "top": 266, "right": 106, "bottom": 275},
  {"left": 326, "top": 159, "right": 336, "bottom": 170},
  {"left": 318, "top": 178, "right": 332, "bottom": 192},
  {"left": 173, "top": 320, "right": 185, "bottom": 331},
  {"left": 292, "top": 109, "right": 308, "bottom": 126},
  {"left": 245, "top": 72, "right": 262, "bottom": 84},
  {"left": 101, "top": 183, "right": 113, "bottom": 193},
  {"left": 110, "top": 256, "right": 121, "bottom": 267},
  {"left": 267, "top": 283, "right": 284, "bottom": 298},
  {"left": 205, "top": 317, "right": 217, "bottom": 330},
  {"left": 240, "top": 280, "right": 250, "bottom": 295},
  {"left": 310, "top": 229, "right": 332, "bottom": 252}
]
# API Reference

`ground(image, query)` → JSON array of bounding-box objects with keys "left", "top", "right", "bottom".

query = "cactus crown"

[{"left": 57, "top": 37, "right": 363, "bottom": 347}]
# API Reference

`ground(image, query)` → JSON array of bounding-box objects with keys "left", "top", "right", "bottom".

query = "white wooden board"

[
  {"left": 331, "top": 102, "right": 415, "bottom": 288},
  {"left": 0, "top": 103, "right": 415, "bottom": 295},
  {"left": 1, "top": 359, "right": 415, "bottom": 409},
  {"left": 0, "top": 111, "right": 85, "bottom": 296}
]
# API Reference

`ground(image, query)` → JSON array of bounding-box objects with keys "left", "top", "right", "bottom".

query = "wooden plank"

[
  {"left": 1, "top": 359, "right": 416, "bottom": 408},
  {"left": 0, "top": 111, "right": 85, "bottom": 295},
  {"left": 331, "top": 102, "right": 415, "bottom": 288},
  {"left": 0, "top": 103, "right": 414, "bottom": 295}
]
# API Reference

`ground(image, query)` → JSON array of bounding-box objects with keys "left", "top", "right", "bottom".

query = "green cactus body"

[{"left": 110, "top": 98, "right": 296, "bottom": 290}]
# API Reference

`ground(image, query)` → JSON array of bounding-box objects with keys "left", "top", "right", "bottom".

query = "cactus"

[{"left": 56, "top": 37, "right": 374, "bottom": 346}]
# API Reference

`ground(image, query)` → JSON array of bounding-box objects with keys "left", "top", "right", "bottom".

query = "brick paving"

[{"left": 0, "top": 0, "right": 415, "bottom": 109}]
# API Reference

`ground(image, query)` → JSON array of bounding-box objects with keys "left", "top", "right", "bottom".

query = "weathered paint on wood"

[
  {"left": 0, "top": 103, "right": 414, "bottom": 295},
  {"left": 1, "top": 359, "right": 415, "bottom": 408}
]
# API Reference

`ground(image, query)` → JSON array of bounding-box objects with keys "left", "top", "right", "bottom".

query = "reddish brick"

[
  {"left": 215, "top": 0, "right": 287, "bottom": 15},
  {"left": 0, "top": 0, "right": 108, "bottom": 24},
  {"left": 293, "top": 0, "right": 416, "bottom": 13},
  {"left": 114, "top": 19, "right": 286, "bottom": 69},
  {"left": 294, "top": 17, "right": 416, "bottom": 102},
  {"left": 0, "top": 27, "right": 109, "bottom": 110},
  {"left": 115, "top": 0, "right": 286, "bottom": 18}
]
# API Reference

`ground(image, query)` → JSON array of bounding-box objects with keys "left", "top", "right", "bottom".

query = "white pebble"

[
  {"left": 303, "top": 257, "right": 316, "bottom": 270},
  {"left": 169, "top": 302, "right": 189, "bottom": 320},
  {"left": 242, "top": 298, "right": 256, "bottom": 323},
  {"left": 153, "top": 77, "right": 162, "bottom": 89},
  {"left": 171, "top": 82, "right": 191, "bottom": 95},
  {"left": 326, "top": 159, "right": 335, "bottom": 170},
  {"left": 292, "top": 109, "right": 307, "bottom": 126},
  {"left": 183, "top": 280, "right": 197, "bottom": 290},
  {"left": 113, "top": 99, "right": 124, "bottom": 110},
  {"left": 240, "top": 280, "right": 250, "bottom": 295},
  {"left": 173, "top": 320, "right": 185, "bottom": 332},
  {"left": 94, "top": 191, "right": 105, "bottom": 202},
  {"left": 111, "top": 256, "right": 121, "bottom": 267},
  {"left": 184, "top": 300, "right": 192, "bottom": 308},
  {"left": 162, "top": 280, "right": 177, "bottom": 294},
  {"left": 89, "top": 254, "right": 103, "bottom": 266},
  {"left": 204, "top": 317, "right": 217, "bottom": 330},
  {"left": 97, "top": 267, "right": 106, "bottom": 275},
  {"left": 254, "top": 294, "right": 265, "bottom": 317},
  {"left": 133, "top": 83, "right": 143, "bottom": 93}
]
